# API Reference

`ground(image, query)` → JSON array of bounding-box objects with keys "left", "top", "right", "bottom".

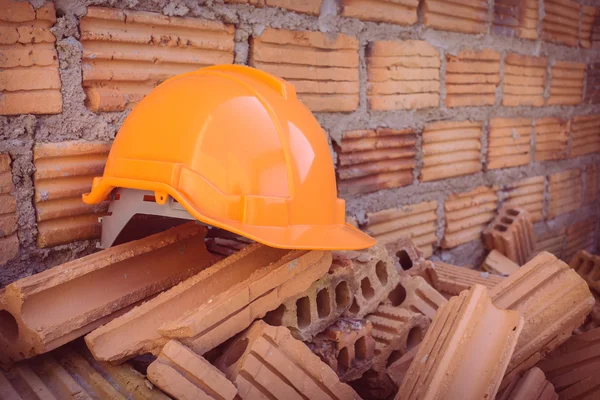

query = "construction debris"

[
  {"left": 383, "top": 275, "right": 447, "bottom": 319},
  {"left": 569, "top": 249, "right": 600, "bottom": 293},
  {"left": 482, "top": 249, "right": 520, "bottom": 276},
  {"left": 483, "top": 206, "right": 535, "bottom": 265},
  {"left": 428, "top": 261, "right": 505, "bottom": 295},
  {"left": 497, "top": 367, "right": 558, "bottom": 400}
]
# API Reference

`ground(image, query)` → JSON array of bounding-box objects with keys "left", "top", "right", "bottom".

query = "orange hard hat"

[{"left": 83, "top": 65, "right": 375, "bottom": 250}]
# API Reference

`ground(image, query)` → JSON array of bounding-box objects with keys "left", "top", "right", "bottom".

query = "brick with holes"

[
  {"left": 216, "top": 320, "right": 360, "bottom": 399},
  {"left": 383, "top": 275, "right": 447, "bottom": 319},
  {"left": 483, "top": 206, "right": 535, "bottom": 266},
  {"left": 263, "top": 254, "right": 358, "bottom": 341},
  {"left": 308, "top": 317, "right": 375, "bottom": 382},
  {"left": 569, "top": 250, "right": 600, "bottom": 293},
  {"left": 384, "top": 237, "right": 432, "bottom": 278},
  {"left": 428, "top": 262, "right": 505, "bottom": 296}
]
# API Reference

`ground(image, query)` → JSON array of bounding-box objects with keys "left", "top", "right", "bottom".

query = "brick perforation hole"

[
  {"left": 361, "top": 277, "right": 375, "bottom": 300},
  {"left": 376, "top": 261, "right": 388, "bottom": 285},
  {"left": 396, "top": 250, "right": 413, "bottom": 270},
  {"left": 335, "top": 281, "right": 351, "bottom": 311},
  {"left": 296, "top": 297, "right": 311, "bottom": 328},
  {"left": 317, "top": 288, "right": 331, "bottom": 319}
]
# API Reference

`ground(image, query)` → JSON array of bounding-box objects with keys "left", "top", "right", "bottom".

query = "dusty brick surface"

[
  {"left": 584, "top": 164, "right": 599, "bottom": 205},
  {"left": 492, "top": 0, "right": 539, "bottom": 40},
  {"left": 341, "top": 0, "right": 418, "bottom": 25},
  {"left": 0, "top": 154, "right": 17, "bottom": 265},
  {"left": 423, "top": 0, "right": 488, "bottom": 34},
  {"left": 430, "top": 262, "right": 505, "bottom": 295},
  {"left": 483, "top": 206, "right": 535, "bottom": 265},
  {"left": 584, "top": 64, "right": 600, "bottom": 104},
  {"left": 482, "top": 249, "right": 520, "bottom": 276},
  {"left": 547, "top": 169, "right": 582, "bottom": 219},
  {"left": 384, "top": 237, "right": 432, "bottom": 277},
  {"left": 581, "top": 6, "right": 598, "bottom": 48},
  {"left": 420, "top": 120, "right": 482, "bottom": 182},
  {"left": 225, "top": 0, "right": 322, "bottom": 15},
  {"left": 81, "top": 7, "right": 235, "bottom": 112},
  {"left": 498, "top": 367, "right": 557, "bottom": 400},
  {"left": 541, "top": 0, "right": 580, "bottom": 47},
  {"left": 570, "top": 115, "right": 600, "bottom": 158},
  {"left": 503, "top": 54, "right": 547, "bottom": 107},
  {"left": 367, "top": 40, "right": 440, "bottom": 111},
  {"left": 564, "top": 220, "right": 597, "bottom": 262},
  {"left": 445, "top": 49, "right": 500, "bottom": 107},
  {"left": 334, "top": 128, "right": 416, "bottom": 195},
  {"left": 250, "top": 28, "right": 359, "bottom": 112},
  {"left": 384, "top": 275, "right": 447, "bottom": 319},
  {"left": 501, "top": 176, "right": 544, "bottom": 222},
  {"left": 569, "top": 250, "right": 600, "bottom": 293},
  {"left": 534, "top": 227, "right": 566, "bottom": 259},
  {"left": 488, "top": 118, "right": 532, "bottom": 169},
  {"left": 547, "top": 62, "right": 585, "bottom": 106},
  {"left": 534, "top": 118, "right": 570, "bottom": 161}
]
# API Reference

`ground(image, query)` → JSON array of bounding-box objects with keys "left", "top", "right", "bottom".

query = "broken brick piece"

[
  {"left": 86, "top": 244, "right": 331, "bottom": 363},
  {"left": 384, "top": 237, "right": 432, "bottom": 278},
  {"left": 534, "top": 117, "right": 570, "bottom": 162},
  {"left": 483, "top": 206, "right": 535, "bottom": 265},
  {"left": 367, "top": 40, "right": 440, "bottom": 111},
  {"left": 488, "top": 118, "right": 532, "bottom": 169},
  {"left": 263, "top": 254, "right": 358, "bottom": 341},
  {"left": 581, "top": 6, "right": 598, "bottom": 48},
  {"left": 564, "top": 220, "right": 597, "bottom": 262},
  {"left": 0, "top": 223, "right": 218, "bottom": 366},
  {"left": 490, "top": 252, "right": 594, "bottom": 389},
  {"left": 502, "top": 176, "right": 544, "bottom": 222},
  {"left": 503, "top": 54, "right": 546, "bottom": 107},
  {"left": 497, "top": 367, "right": 558, "bottom": 400},
  {"left": 445, "top": 49, "right": 500, "bottom": 107},
  {"left": 386, "top": 344, "right": 418, "bottom": 388},
  {"left": 569, "top": 250, "right": 600, "bottom": 293},
  {"left": 81, "top": 7, "right": 234, "bottom": 112},
  {"left": 250, "top": 28, "right": 358, "bottom": 112},
  {"left": 482, "top": 249, "right": 520, "bottom": 276},
  {"left": 216, "top": 320, "right": 359, "bottom": 399},
  {"left": 225, "top": 0, "right": 322, "bottom": 15},
  {"left": 308, "top": 317, "right": 375, "bottom": 382},
  {"left": 423, "top": 0, "right": 488, "bottom": 34},
  {"left": 0, "top": 154, "right": 17, "bottom": 265},
  {"left": 341, "top": 0, "right": 418, "bottom": 25},
  {"left": 548, "top": 169, "right": 582, "bottom": 219},
  {"left": 148, "top": 340, "right": 237, "bottom": 400},
  {"left": 384, "top": 275, "right": 447, "bottom": 319},
  {"left": 541, "top": 0, "right": 580, "bottom": 47},
  {"left": 430, "top": 262, "right": 505, "bottom": 295},
  {"left": 547, "top": 62, "right": 585, "bottom": 106},
  {"left": 366, "top": 305, "right": 429, "bottom": 372},
  {"left": 570, "top": 115, "right": 600, "bottom": 158},
  {"left": 397, "top": 284, "right": 523, "bottom": 400},
  {"left": 334, "top": 128, "right": 416, "bottom": 195},
  {"left": 493, "top": 0, "right": 539, "bottom": 40}
]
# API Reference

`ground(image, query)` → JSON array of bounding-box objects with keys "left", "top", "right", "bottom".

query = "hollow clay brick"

[
  {"left": 548, "top": 169, "right": 582, "bottom": 219},
  {"left": 263, "top": 254, "right": 358, "bottom": 341},
  {"left": 534, "top": 227, "right": 566, "bottom": 259},
  {"left": 564, "top": 220, "right": 597, "bottom": 262},
  {"left": 445, "top": 49, "right": 500, "bottom": 107},
  {"left": 503, "top": 54, "right": 547, "bottom": 107},
  {"left": 384, "top": 275, "right": 447, "bottom": 319},
  {"left": 493, "top": 0, "right": 539, "bottom": 40},
  {"left": 0, "top": 223, "right": 218, "bottom": 366},
  {"left": 396, "top": 284, "right": 523, "bottom": 400},
  {"left": 547, "top": 61, "right": 584, "bottom": 106},
  {"left": 502, "top": 176, "right": 544, "bottom": 222},
  {"left": 147, "top": 340, "right": 237, "bottom": 400},
  {"left": 363, "top": 201, "right": 438, "bottom": 258},
  {"left": 581, "top": 6, "right": 598, "bottom": 48},
  {"left": 334, "top": 128, "right": 416, "bottom": 195},
  {"left": 534, "top": 117, "right": 570, "bottom": 161},
  {"left": 541, "top": 0, "right": 580, "bottom": 47},
  {"left": 0, "top": 153, "right": 18, "bottom": 265},
  {"left": 497, "top": 367, "right": 558, "bottom": 400},
  {"left": 384, "top": 237, "right": 433, "bottom": 278},
  {"left": 225, "top": 0, "right": 322, "bottom": 15},
  {"left": 430, "top": 261, "right": 505, "bottom": 295},
  {"left": 442, "top": 186, "right": 498, "bottom": 248},
  {"left": 490, "top": 252, "right": 594, "bottom": 389},
  {"left": 216, "top": 320, "right": 360, "bottom": 399},
  {"left": 483, "top": 206, "right": 535, "bottom": 265},
  {"left": 571, "top": 115, "right": 600, "bottom": 157},
  {"left": 81, "top": 7, "right": 234, "bottom": 112},
  {"left": 584, "top": 64, "right": 600, "bottom": 104},
  {"left": 423, "top": 0, "right": 488, "bottom": 34},
  {"left": 341, "top": 0, "right": 418, "bottom": 25},
  {"left": 488, "top": 118, "right": 532, "bottom": 169},
  {"left": 366, "top": 305, "right": 430, "bottom": 372},
  {"left": 308, "top": 317, "right": 375, "bottom": 382},
  {"left": 0, "top": 1, "right": 62, "bottom": 115},
  {"left": 367, "top": 40, "right": 440, "bottom": 111},
  {"left": 86, "top": 244, "right": 331, "bottom": 362},
  {"left": 482, "top": 249, "right": 520, "bottom": 276},
  {"left": 421, "top": 121, "right": 483, "bottom": 183},
  {"left": 386, "top": 344, "right": 418, "bottom": 388},
  {"left": 569, "top": 250, "right": 600, "bottom": 293},
  {"left": 250, "top": 28, "right": 358, "bottom": 112}
]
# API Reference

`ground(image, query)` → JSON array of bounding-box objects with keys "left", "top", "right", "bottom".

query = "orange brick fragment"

[
  {"left": 0, "top": 0, "right": 62, "bottom": 115},
  {"left": 503, "top": 53, "right": 546, "bottom": 107},
  {"left": 367, "top": 40, "right": 440, "bottom": 111},
  {"left": 421, "top": 121, "right": 482, "bottom": 182},
  {"left": 483, "top": 206, "right": 535, "bottom": 265},
  {"left": 570, "top": 115, "right": 600, "bottom": 158},
  {"left": 341, "top": 0, "right": 417, "bottom": 25},
  {"left": 423, "top": 0, "right": 489, "bottom": 34},
  {"left": 225, "top": 0, "right": 322, "bottom": 15},
  {"left": 488, "top": 118, "right": 532, "bottom": 169},
  {"left": 541, "top": 0, "right": 580, "bottom": 47},
  {"left": 570, "top": 250, "right": 600, "bottom": 294},
  {"left": 0, "top": 153, "right": 17, "bottom": 265},
  {"left": 534, "top": 117, "right": 569, "bottom": 161},
  {"left": 498, "top": 367, "right": 557, "bottom": 400},
  {"left": 547, "top": 169, "right": 582, "bottom": 219},
  {"left": 81, "top": 7, "right": 234, "bottom": 112},
  {"left": 502, "top": 176, "right": 544, "bottom": 221},
  {"left": 335, "top": 128, "right": 416, "bottom": 195},
  {"left": 482, "top": 249, "right": 520, "bottom": 276},
  {"left": 430, "top": 261, "right": 505, "bottom": 295},
  {"left": 547, "top": 62, "right": 584, "bottom": 106},
  {"left": 445, "top": 49, "right": 500, "bottom": 107},
  {"left": 493, "top": 0, "right": 539, "bottom": 40},
  {"left": 384, "top": 275, "right": 447, "bottom": 319},
  {"left": 250, "top": 28, "right": 358, "bottom": 112}
]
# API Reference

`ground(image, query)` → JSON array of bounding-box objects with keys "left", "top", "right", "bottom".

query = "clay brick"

[
  {"left": 0, "top": 1, "right": 62, "bottom": 115},
  {"left": 548, "top": 169, "right": 582, "bottom": 219},
  {"left": 0, "top": 223, "right": 218, "bottom": 366},
  {"left": 308, "top": 317, "right": 376, "bottom": 382},
  {"left": 503, "top": 54, "right": 547, "bottom": 107},
  {"left": 547, "top": 62, "right": 584, "bottom": 105},
  {"left": 534, "top": 227, "right": 566, "bottom": 259},
  {"left": 534, "top": 117, "right": 570, "bottom": 161},
  {"left": 334, "top": 128, "right": 416, "bottom": 195},
  {"left": 421, "top": 120, "right": 482, "bottom": 182},
  {"left": 430, "top": 262, "right": 505, "bottom": 295},
  {"left": 445, "top": 49, "right": 500, "bottom": 107},
  {"left": 442, "top": 186, "right": 498, "bottom": 248},
  {"left": 423, "top": 0, "right": 488, "bottom": 34},
  {"left": 551, "top": 371, "right": 600, "bottom": 400},
  {"left": 263, "top": 254, "right": 358, "bottom": 341},
  {"left": 33, "top": 141, "right": 111, "bottom": 248},
  {"left": 483, "top": 206, "right": 535, "bottom": 265},
  {"left": 216, "top": 320, "right": 359, "bottom": 399},
  {"left": 81, "top": 7, "right": 234, "bottom": 112},
  {"left": 584, "top": 64, "right": 600, "bottom": 104},
  {"left": 225, "top": 0, "right": 322, "bottom": 15},
  {"left": 502, "top": 176, "right": 545, "bottom": 222},
  {"left": 0, "top": 153, "right": 18, "bottom": 265},
  {"left": 384, "top": 275, "right": 447, "bottom": 319},
  {"left": 0, "top": 235, "right": 19, "bottom": 265},
  {"left": 385, "top": 344, "right": 418, "bottom": 388},
  {"left": 498, "top": 367, "right": 557, "bottom": 400},
  {"left": 363, "top": 201, "right": 438, "bottom": 258},
  {"left": 86, "top": 245, "right": 331, "bottom": 363},
  {"left": 570, "top": 250, "right": 600, "bottom": 294},
  {"left": 581, "top": 6, "right": 598, "bottom": 48},
  {"left": 482, "top": 249, "right": 520, "bottom": 276},
  {"left": 148, "top": 340, "right": 237, "bottom": 400},
  {"left": 367, "top": 40, "right": 440, "bottom": 111},
  {"left": 493, "top": 0, "right": 539, "bottom": 40},
  {"left": 584, "top": 164, "right": 599, "bottom": 205},
  {"left": 397, "top": 284, "right": 523, "bottom": 400},
  {"left": 488, "top": 118, "right": 532, "bottom": 169},
  {"left": 341, "top": 0, "right": 418, "bottom": 25},
  {"left": 250, "top": 28, "right": 358, "bottom": 112},
  {"left": 490, "top": 252, "right": 594, "bottom": 389},
  {"left": 570, "top": 115, "right": 600, "bottom": 158},
  {"left": 384, "top": 237, "right": 433, "bottom": 278},
  {"left": 366, "top": 306, "right": 429, "bottom": 372},
  {"left": 541, "top": 0, "right": 580, "bottom": 47}
]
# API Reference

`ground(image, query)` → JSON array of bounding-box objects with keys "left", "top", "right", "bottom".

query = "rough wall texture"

[{"left": 1, "top": 0, "right": 600, "bottom": 286}]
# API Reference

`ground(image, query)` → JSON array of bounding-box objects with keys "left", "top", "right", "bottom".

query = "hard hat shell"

[{"left": 83, "top": 65, "right": 375, "bottom": 250}]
